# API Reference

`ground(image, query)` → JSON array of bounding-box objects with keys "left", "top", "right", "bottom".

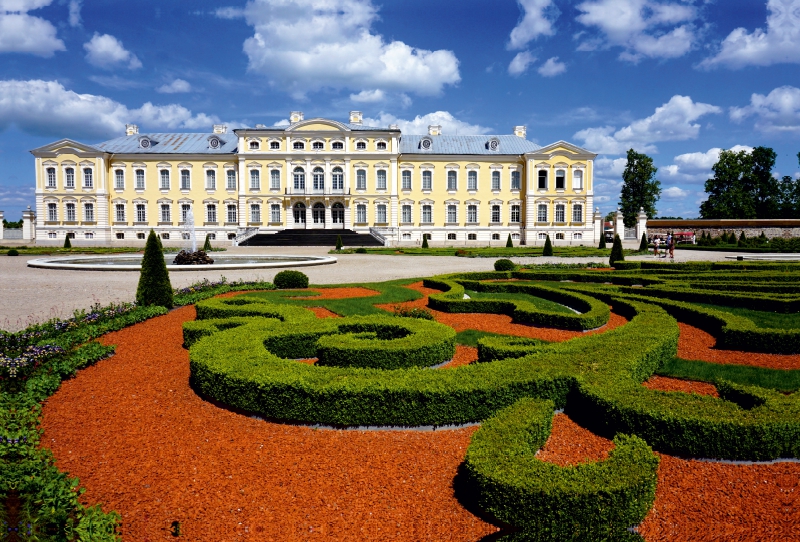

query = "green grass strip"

[{"left": 657, "top": 357, "right": 800, "bottom": 393}]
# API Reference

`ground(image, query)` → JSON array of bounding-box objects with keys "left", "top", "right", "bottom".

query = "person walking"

[
  {"left": 653, "top": 237, "right": 660, "bottom": 257},
  {"left": 667, "top": 233, "right": 675, "bottom": 260}
]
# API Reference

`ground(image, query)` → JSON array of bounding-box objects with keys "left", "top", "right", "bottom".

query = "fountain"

[{"left": 172, "top": 210, "right": 214, "bottom": 265}]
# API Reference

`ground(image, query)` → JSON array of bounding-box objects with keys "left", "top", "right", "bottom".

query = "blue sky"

[{"left": 1, "top": 0, "right": 799, "bottom": 220}]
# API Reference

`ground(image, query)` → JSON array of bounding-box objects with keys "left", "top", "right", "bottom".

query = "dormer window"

[
  {"left": 356, "top": 141, "right": 366, "bottom": 150},
  {"left": 138, "top": 137, "right": 151, "bottom": 149},
  {"left": 332, "top": 141, "right": 344, "bottom": 150},
  {"left": 420, "top": 137, "right": 432, "bottom": 151},
  {"left": 293, "top": 141, "right": 305, "bottom": 150},
  {"left": 312, "top": 141, "right": 324, "bottom": 150},
  {"left": 270, "top": 141, "right": 280, "bottom": 150},
  {"left": 487, "top": 138, "right": 500, "bottom": 152},
  {"left": 208, "top": 136, "right": 221, "bottom": 149},
  {"left": 249, "top": 141, "right": 260, "bottom": 150},
  {"left": 376, "top": 141, "right": 387, "bottom": 150}
]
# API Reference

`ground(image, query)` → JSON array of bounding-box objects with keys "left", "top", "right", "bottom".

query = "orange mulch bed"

[
  {"left": 678, "top": 322, "right": 800, "bottom": 370},
  {"left": 642, "top": 375, "right": 719, "bottom": 398},
  {"left": 438, "top": 346, "right": 478, "bottom": 369},
  {"left": 290, "top": 287, "right": 381, "bottom": 300},
  {"left": 536, "top": 413, "right": 614, "bottom": 467},
  {"left": 40, "top": 307, "right": 497, "bottom": 542},
  {"left": 307, "top": 306, "right": 341, "bottom": 319}
]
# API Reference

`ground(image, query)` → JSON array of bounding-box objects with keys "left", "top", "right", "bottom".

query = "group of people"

[{"left": 652, "top": 234, "right": 675, "bottom": 259}]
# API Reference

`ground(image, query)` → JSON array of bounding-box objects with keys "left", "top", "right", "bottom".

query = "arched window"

[
  {"left": 332, "top": 141, "right": 344, "bottom": 150},
  {"left": 356, "top": 141, "right": 367, "bottom": 150},
  {"left": 468, "top": 170, "right": 477, "bottom": 190},
  {"left": 293, "top": 141, "right": 305, "bottom": 150},
  {"left": 402, "top": 170, "right": 412, "bottom": 190},
  {"left": 83, "top": 168, "right": 93, "bottom": 188},
  {"left": 376, "top": 141, "right": 387, "bottom": 150},
  {"left": 65, "top": 168, "right": 75, "bottom": 188},
  {"left": 447, "top": 204, "right": 457, "bottom": 223},
  {"left": 556, "top": 170, "right": 566, "bottom": 190},
  {"left": 249, "top": 140, "right": 260, "bottom": 150},
  {"left": 250, "top": 169, "right": 260, "bottom": 189},
  {"left": 492, "top": 170, "right": 501, "bottom": 190},
  {"left": 270, "top": 170, "right": 280, "bottom": 190},
  {"left": 511, "top": 170, "right": 521, "bottom": 190},
  {"left": 270, "top": 141, "right": 280, "bottom": 150},
  {"left": 160, "top": 169, "right": 170, "bottom": 190},
  {"left": 293, "top": 202, "right": 306, "bottom": 224},
  {"left": 312, "top": 141, "right": 324, "bottom": 150},
  {"left": 422, "top": 170, "right": 432, "bottom": 190},
  {"left": 467, "top": 204, "right": 477, "bottom": 223},
  {"left": 313, "top": 202, "right": 326, "bottom": 224},
  {"left": 207, "top": 204, "right": 217, "bottom": 223},
  {"left": 181, "top": 169, "right": 191, "bottom": 190},
  {"left": 538, "top": 170, "right": 547, "bottom": 190},
  {"left": 447, "top": 171, "right": 457, "bottom": 191},
  {"left": 206, "top": 169, "right": 216, "bottom": 190},
  {"left": 48, "top": 202, "right": 58, "bottom": 221},
  {"left": 114, "top": 169, "right": 124, "bottom": 189},
  {"left": 573, "top": 169, "right": 584, "bottom": 190},
  {"left": 376, "top": 170, "right": 387, "bottom": 190},
  {"left": 331, "top": 202, "right": 344, "bottom": 224},
  {"left": 422, "top": 204, "right": 432, "bottom": 223},
  {"left": 332, "top": 167, "right": 343, "bottom": 191},
  {"left": 46, "top": 167, "right": 57, "bottom": 188},
  {"left": 356, "top": 169, "right": 366, "bottom": 190},
  {"left": 313, "top": 167, "right": 325, "bottom": 192},
  {"left": 135, "top": 169, "right": 145, "bottom": 189},
  {"left": 293, "top": 167, "right": 305, "bottom": 190}
]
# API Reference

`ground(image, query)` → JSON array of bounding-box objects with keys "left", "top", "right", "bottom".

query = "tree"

[
  {"left": 335, "top": 235, "right": 343, "bottom": 251},
  {"left": 63, "top": 235, "right": 71, "bottom": 249},
  {"left": 542, "top": 235, "right": 553, "bottom": 256},
  {"left": 619, "top": 149, "right": 661, "bottom": 227},
  {"left": 421, "top": 235, "right": 429, "bottom": 249},
  {"left": 779, "top": 176, "right": 797, "bottom": 219},
  {"left": 609, "top": 234, "right": 624, "bottom": 266},
  {"left": 598, "top": 233, "right": 607, "bottom": 249},
  {"left": 639, "top": 233, "right": 649, "bottom": 252},
  {"left": 203, "top": 234, "right": 212, "bottom": 252},
  {"left": 136, "top": 229, "right": 173, "bottom": 308},
  {"left": 506, "top": 233, "right": 513, "bottom": 248},
  {"left": 752, "top": 146, "right": 779, "bottom": 218}
]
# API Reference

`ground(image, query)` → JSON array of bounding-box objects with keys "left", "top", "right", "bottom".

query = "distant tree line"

[{"left": 2, "top": 218, "right": 22, "bottom": 228}]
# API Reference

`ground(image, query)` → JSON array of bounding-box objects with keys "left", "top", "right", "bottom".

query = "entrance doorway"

[
  {"left": 331, "top": 202, "right": 344, "bottom": 228},
  {"left": 293, "top": 202, "right": 306, "bottom": 228},
  {"left": 312, "top": 202, "right": 326, "bottom": 228}
]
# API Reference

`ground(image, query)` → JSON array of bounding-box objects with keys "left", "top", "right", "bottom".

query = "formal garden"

[{"left": 1, "top": 244, "right": 799, "bottom": 540}]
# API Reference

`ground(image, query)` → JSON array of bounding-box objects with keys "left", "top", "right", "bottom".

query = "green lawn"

[
  {"left": 696, "top": 303, "right": 800, "bottom": 329},
  {"left": 331, "top": 246, "right": 647, "bottom": 258},
  {"left": 465, "top": 290, "right": 577, "bottom": 315},
  {"left": 657, "top": 357, "right": 800, "bottom": 392}
]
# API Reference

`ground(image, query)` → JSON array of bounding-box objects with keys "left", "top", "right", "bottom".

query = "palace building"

[{"left": 31, "top": 111, "right": 600, "bottom": 246}]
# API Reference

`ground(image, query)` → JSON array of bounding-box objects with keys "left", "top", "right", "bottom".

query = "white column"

[
  {"left": 614, "top": 208, "right": 624, "bottom": 240},
  {"left": 238, "top": 157, "right": 246, "bottom": 227},
  {"left": 0, "top": 210, "right": 4, "bottom": 240},
  {"left": 324, "top": 159, "right": 331, "bottom": 195},
  {"left": 593, "top": 207, "right": 602, "bottom": 245},
  {"left": 22, "top": 206, "right": 36, "bottom": 241},
  {"left": 305, "top": 159, "right": 312, "bottom": 195},
  {"left": 637, "top": 207, "right": 648, "bottom": 240}
]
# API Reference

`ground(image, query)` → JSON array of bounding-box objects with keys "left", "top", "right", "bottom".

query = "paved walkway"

[{"left": 1, "top": 247, "right": 734, "bottom": 332}]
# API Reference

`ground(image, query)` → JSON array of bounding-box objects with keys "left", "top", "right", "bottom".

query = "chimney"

[
  {"left": 350, "top": 111, "right": 363, "bottom": 125},
  {"left": 388, "top": 123, "right": 399, "bottom": 130},
  {"left": 428, "top": 125, "right": 442, "bottom": 136},
  {"left": 514, "top": 125, "right": 527, "bottom": 138},
  {"left": 290, "top": 111, "right": 304, "bottom": 123},
  {"left": 126, "top": 124, "right": 139, "bottom": 136},
  {"left": 213, "top": 124, "right": 228, "bottom": 134}
]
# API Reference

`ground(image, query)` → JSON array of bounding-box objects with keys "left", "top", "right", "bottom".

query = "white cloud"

[
  {"left": 508, "top": 51, "right": 536, "bottom": 75},
  {"left": 701, "top": 0, "right": 800, "bottom": 69},
  {"left": 575, "top": 0, "right": 698, "bottom": 62},
  {"left": 68, "top": 0, "right": 81, "bottom": 27},
  {"left": 662, "top": 186, "right": 689, "bottom": 198},
  {"left": 729, "top": 85, "right": 800, "bottom": 133},
  {"left": 662, "top": 145, "right": 754, "bottom": 182},
  {"left": 83, "top": 33, "right": 142, "bottom": 70},
  {"left": 573, "top": 95, "right": 721, "bottom": 154},
  {"left": 156, "top": 79, "right": 192, "bottom": 94},
  {"left": 224, "top": 0, "right": 460, "bottom": 98},
  {"left": 538, "top": 56, "right": 566, "bottom": 76},
  {"left": 507, "top": 0, "right": 559, "bottom": 50},
  {"left": 0, "top": 80, "right": 220, "bottom": 139},
  {"left": 595, "top": 156, "right": 628, "bottom": 177},
  {"left": 0, "top": 13, "right": 65, "bottom": 56},
  {"left": 349, "top": 89, "right": 385, "bottom": 103},
  {"left": 362, "top": 111, "right": 491, "bottom": 135}
]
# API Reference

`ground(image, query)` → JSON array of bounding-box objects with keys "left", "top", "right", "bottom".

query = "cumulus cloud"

[
  {"left": 573, "top": 95, "right": 721, "bottom": 154},
  {"left": 595, "top": 156, "right": 628, "bottom": 177},
  {"left": 662, "top": 186, "right": 689, "bottom": 199},
  {"left": 538, "top": 56, "right": 566, "bottom": 76},
  {"left": 349, "top": 89, "right": 385, "bottom": 103},
  {"left": 662, "top": 145, "right": 753, "bottom": 182},
  {"left": 0, "top": 6, "right": 65, "bottom": 56},
  {"left": 508, "top": 50, "right": 537, "bottom": 75},
  {"left": 0, "top": 80, "right": 220, "bottom": 139},
  {"left": 362, "top": 111, "right": 491, "bottom": 135},
  {"left": 729, "top": 85, "right": 800, "bottom": 133},
  {"left": 507, "top": 0, "right": 559, "bottom": 49},
  {"left": 156, "top": 79, "right": 192, "bottom": 94},
  {"left": 220, "top": 0, "right": 460, "bottom": 98},
  {"left": 84, "top": 33, "right": 142, "bottom": 70},
  {"left": 575, "top": 0, "right": 698, "bottom": 62},
  {"left": 68, "top": 0, "right": 81, "bottom": 26},
  {"left": 701, "top": 0, "right": 800, "bottom": 69}
]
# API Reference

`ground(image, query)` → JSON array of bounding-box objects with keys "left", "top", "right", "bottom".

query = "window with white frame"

[
  {"left": 356, "top": 141, "right": 366, "bottom": 150},
  {"left": 511, "top": 170, "right": 521, "bottom": 190},
  {"left": 332, "top": 141, "right": 344, "bottom": 150},
  {"left": 356, "top": 169, "right": 366, "bottom": 190},
  {"left": 270, "top": 170, "right": 280, "bottom": 190},
  {"left": 271, "top": 204, "right": 281, "bottom": 223},
  {"left": 491, "top": 204, "right": 501, "bottom": 223},
  {"left": 467, "top": 204, "right": 477, "bottom": 223},
  {"left": 206, "top": 170, "right": 216, "bottom": 190},
  {"left": 85, "top": 232, "right": 94, "bottom": 239},
  {"left": 447, "top": 171, "right": 457, "bottom": 191},
  {"left": 376, "top": 141, "right": 387, "bottom": 150},
  {"left": 293, "top": 168, "right": 305, "bottom": 190},
  {"left": 468, "top": 233, "right": 477, "bottom": 240},
  {"left": 116, "top": 232, "right": 124, "bottom": 240},
  {"left": 135, "top": 169, "right": 145, "bottom": 189},
  {"left": 270, "top": 141, "right": 280, "bottom": 150},
  {"left": 160, "top": 204, "right": 171, "bottom": 223},
  {"left": 422, "top": 204, "right": 432, "bottom": 223},
  {"left": 468, "top": 170, "right": 477, "bottom": 190},
  {"left": 114, "top": 169, "right": 124, "bottom": 189},
  {"left": 227, "top": 170, "right": 236, "bottom": 190},
  {"left": 65, "top": 202, "right": 76, "bottom": 222},
  {"left": 84, "top": 202, "right": 95, "bottom": 222},
  {"left": 160, "top": 170, "right": 170, "bottom": 190},
  {"left": 181, "top": 204, "right": 191, "bottom": 222},
  {"left": 573, "top": 169, "right": 583, "bottom": 190},
  {"left": 356, "top": 204, "right": 367, "bottom": 223},
  {"left": 161, "top": 233, "right": 170, "bottom": 240},
  {"left": 65, "top": 168, "right": 75, "bottom": 189},
  {"left": 137, "top": 232, "right": 145, "bottom": 239},
  {"left": 492, "top": 233, "right": 500, "bottom": 240},
  {"left": 207, "top": 204, "right": 217, "bottom": 223},
  {"left": 538, "top": 232, "right": 547, "bottom": 240},
  {"left": 249, "top": 140, "right": 260, "bottom": 150},
  {"left": 46, "top": 168, "right": 56, "bottom": 188},
  {"left": 511, "top": 204, "right": 520, "bottom": 223},
  {"left": 114, "top": 204, "right": 125, "bottom": 222},
  {"left": 250, "top": 203, "right": 261, "bottom": 223},
  {"left": 422, "top": 170, "right": 432, "bottom": 190},
  {"left": 376, "top": 204, "right": 387, "bottom": 223},
  {"left": 401, "top": 170, "right": 411, "bottom": 190},
  {"left": 492, "top": 170, "right": 501, "bottom": 191},
  {"left": 423, "top": 233, "right": 432, "bottom": 241},
  {"left": 83, "top": 168, "right": 93, "bottom": 188},
  {"left": 537, "top": 204, "right": 547, "bottom": 222},
  {"left": 332, "top": 167, "right": 343, "bottom": 190},
  {"left": 555, "top": 203, "right": 565, "bottom": 222},
  {"left": 135, "top": 203, "right": 146, "bottom": 222},
  {"left": 376, "top": 170, "right": 387, "bottom": 190},
  {"left": 556, "top": 232, "right": 565, "bottom": 240},
  {"left": 293, "top": 141, "right": 305, "bottom": 150},
  {"left": 208, "top": 233, "right": 216, "bottom": 240},
  {"left": 556, "top": 170, "right": 566, "bottom": 190},
  {"left": 537, "top": 170, "right": 547, "bottom": 190},
  {"left": 312, "top": 141, "right": 324, "bottom": 150},
  {"left": 572, "top": 204, "right": 583, "bottom": 223},
  {"left": 447, "top": 204, "right": 457, "bottom": 223},
  {"left": 250, "top": 169, "right": 260, "bottom": 190},
  {"left": 447, "top": 233, "right": 456, "bottom": 240},
  {"left": 227, "top": 204, "right": 237, "bottom": 223},
  {"left": 181, "top": 169, "right": 191, "bottom": 190},
  {"left": 573, "top": 232, "right": 583, "bottom": 240},
  {"left": 47, "top": 202, "right": 58, "bottom": 221},
  {"left": 49, "top": 232, "right": 57, "bottom": 239},
  {"left": 313, "top": 167, "right": 325, "bottom": 192},
  {"left": 402, "top": 233, "right": 411, "bottom": 240},
  {"left": 401, "top": 204, "right": 412, "bottom": 223},
  {"left": 512, "top": 233, "right": 520, "bottom": 240}
]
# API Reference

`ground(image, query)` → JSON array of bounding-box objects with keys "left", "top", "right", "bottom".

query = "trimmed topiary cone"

[
  {"left": 639, "top": 232, "right": 648, "bottom": 252},
  {"left": 598, "top": 234, "right": 606, "bottom": 249},
  {"left": 422, "top": 235, "right": 429, "bottom": 249},
  {"left": 63, "top": 235, "right": 71, "bottom": 249},
  {"left": 542, "top": 235, "right": 553, "bottom": 256},
  {"left": 506, "top": 234, "right": 513, "bottom": 248},
  {"left": 335, "top": 235, "right": 343, "bottom": 251},
  {"left": 609, "top": 234, "right": 625, "bottom": 266},
  {"left": 136, "top": 229, "right": 174, "bottom": 308},
  {"left": 203, "top": 234, "right": 212, "bottom": 252}
]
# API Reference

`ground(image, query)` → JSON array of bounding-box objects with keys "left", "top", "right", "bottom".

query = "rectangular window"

[
  {"left": 422, "top": 204, "right": 432, "bottom": 223},
  {"left": 83, "top": 168, "right": 93, "bottom": 188},
  {"left": 84, "top": 203, "right": 95, "bottom": 222},
  {"left": 46, "top": 168, "right": 57, "bottom": 188},
  {"left": 207, "top": 204, "right": 217, "bottom": 223},
  {"left": 270, "top": 170, "right": 280, "bottom": 190},
  {"left": 135, "top": 169, "right": 145, "bottom": 190},
  {"left": 422, "top": 171, "right": 432, "bottom": 191},
  {"left": 555, "top": 204, "right": 565, "bottom": 223},
  {"left": 206, "top": 170, "right": 216, "bottom": 190},
  {"left": 511, "top": 171, "right": 521, "bottom": 190},
  {"left": 115, "top": 170, "right": 124, "bottom": 190},
  {"left": 65, "top": 168, "right": 75, "bottom": 189},
  {"left": 537, "top": 204, "right": 547, "bottom": 222},
  {"left": 250, "top": 204, "right": 261, "bottom": 223},
  {"left": 250, "top": 170, "right": 260, "bottom": 190},
  {"left": 356, "top": 170, "right": 366, "bottom": 190},
  {"left": 573, "top": 170, "right": 583, "bottom": 190},
  {"left": 181, "top": 170, "right": 191, "bottom": 190},
  {"left": 136, "top": 204, "right": 146, "bottom": 222},
  {"left": 65, "top": 203, "right": 76, "bottom": 222},
  {"left": 161, "top": 204, "right": 171, "bottom": 223},
  {"left": 227, "top": 170, "right": 236, "bottom": 190},
  {"left": 160, "top": 170, "right": 170, "bottom": 190},
  {"left": 48, "top": 202, "right": 58, "bottom": 221},
  {"left": 447, "top": 204, "right": 457, "bottom": 223},
  {"left": 401, "top": 204, "right": 411, "bottom": 223},
  {"left": 332, "top": 168, "right": 343, "bottom": 190},
  {"left": 115, "top": 204, "right": 125, "bottom": 222},
  {"left": 293, "top": 169, "right": 305, "bottom": 191},
  {"left": 572, "top": 205, "right": 583, "bottom": 222},
  {"left": 227, "top": 204, "right": 237, "bottom": 223},
  {"left": 556, "top": 171, "right": 566, "bottom": 190},
  {"left": 538, "top": 170, "right": 547, "bottom": 190},
  {"left": 491, "top": 205, "right": 501, "bottom": 223},
  {"left": 468, "top": 171, "right": 477, "bottom": 191},
  {"left": 492, "top": 171, "right": 501, "bottom": 191},
  {"left": 447, "top": 171, "right": 457, "bottom": 191},
  {"left": 376, "top": 204, "right": 387, "bottom": 223},
  {"left": 377, "top": 170, "right": 387, "bottom": 191},
  {"left": 271, "top": 204, "right": 281, "bottom": 223},
  {"left": 356, "top": 204, "right": 367, "bottom": 223},
  {"left": 511, "top": 204, "right": 520, "bottom": 223},
  {"left": 467, "top": 204, "right": 477, "bottom": 223},
  {"left": 181, "top": 204, "right": 191, "bottom": 222},
  {"left": 402, "top": 170, "right": 411, "bottom": 190}
]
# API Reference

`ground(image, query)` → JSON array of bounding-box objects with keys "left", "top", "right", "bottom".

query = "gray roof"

[
  {"left": 95, "top": 133, "right": 238, "bottom": 154},
  {"left": 237, "top": 122, "right": 395, "bottom": 132},
  {"left": 400, "top": 135, "right": 541, "bottom": 155}
]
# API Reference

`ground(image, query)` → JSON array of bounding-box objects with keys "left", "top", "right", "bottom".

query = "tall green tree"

[
  {"left": 751, "top": 146, "right": 779, "bottom": 218},
  {"left": 779, "top": 176, "right": 798, "bottom": 219},
  {"left": 136, "top": 229, "right": 173, "bottom": 308},
  {"left": 699, "top": 148, "right": 755, "bottom": 219},
  {"left": 619, "top": 149, "right": 661, "bottom": 227}
]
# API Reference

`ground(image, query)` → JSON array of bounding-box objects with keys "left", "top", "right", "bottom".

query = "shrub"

[
  {"left": 422, "top": 235, "right": 429, "bottom": 248},
  {"left": 203, "top": 234, "right": 212, "bottom": 252},
  {"left": 609, "top": 234, "right": 624, "bottom": 266},
  {"left": 274, "top": 269, "right": 309, "bottom": 289},
  {"left": 335, "top": 235, "right": 343, "bottom": 251},
  {"left": 7, "top": 248, "right": 19, "bottom": 256},
  {"left": 136, "top": 230, "right": 173, "bottom": 308},
  {"left": 639, "top": 233, "right": 648, "bottom": 252},
  {"left": 393, "top": 306, "right": 435, "bottom": 320},
  {"left": 506, "top": 234, "right": 513, "bottom": 248},
  {"left": 738, "top": 231, "right": 747, "bottom": 247},
  {"left": 354, "top": 247, "right": 367, "bottom": 254},
  {"left": 494, "top": 258, "right": 515, "bottom": 271},
  {"left": 543, "top": 235, "right": 553, "bottom": 256},
  {"left": 63, "top": 235, "right": 71, "bottom": 249},
  {"left": 598, "top": 234, "right": 607, "bottom": 249}
]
